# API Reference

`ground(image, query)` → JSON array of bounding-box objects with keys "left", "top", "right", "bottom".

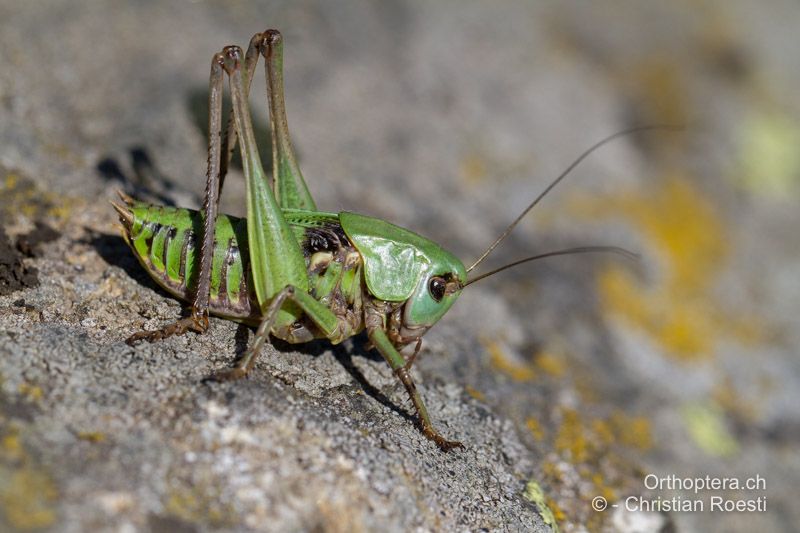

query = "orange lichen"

[
  {"left": 592, "top": 473, "right": 617, "bottom": 503},
  {"left": 541, "top": 407, "right": 655, "bottom": 531},
  {"left": 541, "top": 460, "right": 563, "bottom": 485},
  {"left": 712, "top": 377, "right": 757, "bottom": 423},
  {"left": 570, "top": 173, "right": 762, "bottom": 361},
  {"left": 554, "top": 408, "right": 589, "bottom": 463},
  {"left": 3, "top": 173, "right": 19, "bottom": 190},
  {"left": 628, "top": 58, "right": 689, "bottom": 128},
  {"left": 76, "top": 432, "right": 107, "bottom": 443},
  {"left": 522, "top": 480, "right": 562, "bottom": 532},
  {"left": 2, "top": 433, "right": 22, "bottom": 461},
  {"left": 526, "top": 417, "right": 545, "bottom": 441},
  {"left": 547, "top": 498, "right": 566, "bottom": 523},
  {"left": 1, "top": 171, "right": 81, "bottom": 223},
  {"left": 534, "top": 352, "right": 566, "bottom": 378},
  {"left": 459, "top": 153, "right": 489, "bottom": 186},
  {"left": 590, "top": 419, "right": 615, "bottom": 448},
  {"left": 611, "top": 412, "right": 653, "bottom": 451},
  {"left": 464, "top": 385, "right": 486, "bottom": 402},
  {"left": 1, "top": 426, "right": 58, "bottom": 530},
  {"left": 164, "top": 483, "right": 235, "bottom": 528},
  {"left": 553, "top": 407, "right": 653, "bottom": 464},
  {"left": 17, "top": 383, "right": 43, "bottom": 403},
  {"left": 484, "top": 340, "right": 536, "bottom": 382}
]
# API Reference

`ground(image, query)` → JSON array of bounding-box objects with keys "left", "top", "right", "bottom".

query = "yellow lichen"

[
  {"left": 17, "top": 383, "right": 43, "bottom": 403},
  {"left": 76, "top": 431, "right": 106, "bottom": 443},
  {"left": 534, "top": 352, "right": 566, "bottom": 378},
  {"left": 483, "top": 339, "right": 536, "bottom": 382},
  {"left": 570, "top": 173, "right": 763, "bottom": 361},
  {"left": 681, "top": 402, "right": 739, "bottom": 457},
  {"left": 522, "top": 480, "right": 561, "bottom": 533},
  {"left": 0, "top": 427, "right": 58, "bottom": 530},
  {"left": 554, "top": 408, "right": 589, "bottom": 463},
  {"left": 464, "top": 385, "right": 486, "bottom": 402},
  {"left": 739, "top": 108, "right": 800, "bottom": 197},
  {"left": 526, "top": 417, "right": 545, "bottom": 441}
]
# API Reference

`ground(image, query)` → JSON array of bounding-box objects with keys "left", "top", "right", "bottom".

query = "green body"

[
  {"left": 120, "top": 201, "right": 466, "bottom": 345},
  {"left": 122, "top": 203, "right": 350, "bottom": 325},
  {"left": 117, "top": 31, "right": 467, "bottom": 450}
]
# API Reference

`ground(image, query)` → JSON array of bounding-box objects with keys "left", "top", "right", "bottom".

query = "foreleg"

[{"left": 367, "top": 326, "right": 463, "bottom": 451}]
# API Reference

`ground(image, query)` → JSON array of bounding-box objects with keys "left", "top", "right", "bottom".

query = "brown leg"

[
  {"left": 218, "top": 32, "right": 265, "bottom": 192},
  {"left": 368, "top": 325, "right": 463, "bottom": 451},
  {"left": 394, "top": 367, "right": 464, "bottom": 451},
  {"left": 205, "top": 285, "right": 293, "bottom": 382},
  {"left": 125, "top": 314, "right": 208, "bottom": 345},
  {"left": 126, "top": 50, "right": 228, "bottom": 345},
  {"left": 403, "top": 339, "right": 423, "bottom": 371}
]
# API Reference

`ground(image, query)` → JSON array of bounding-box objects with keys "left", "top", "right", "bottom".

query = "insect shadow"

[
  {"left": 330, "top": 339, "right": 417, "bottom": 423},
  {"left": 87, "top": 221, "right": 210, "bottom": 329},
  {"left": 230, "top": 326, "right": 414, "bottom": 423},
  {"left": 100, "top": 88, "right": 413, "bottom": 426},
  {"left": 90, "top": 227, "right": 411, "bottom": 422},
  {"left": 86, "top": 230, "right": 173, "bottom": 297},
  {"left": 96, "top": 90, "right": 276, "bottom": 206},
  {"left": 97, "top": 146, "right": 195, "bottom": 207},
  {"left": 96, "top": 89, "right": 279, "bottom": 207}
]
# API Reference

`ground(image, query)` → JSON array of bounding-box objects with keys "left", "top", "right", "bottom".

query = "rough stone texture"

[{"left": 1, "top": 1, "right": 798, "bottom": 532}]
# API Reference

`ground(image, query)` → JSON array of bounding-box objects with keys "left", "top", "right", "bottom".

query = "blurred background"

[{"left": 0, "top": 1, "right": 798, "bottom": 531}]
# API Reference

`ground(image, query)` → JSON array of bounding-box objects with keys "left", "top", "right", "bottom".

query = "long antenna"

[
  {"left": 466, "top": 125, "right": 680, "bottom": 273},
  {"left": 464, "top": 246, "right": 638, "bottom": 287}
]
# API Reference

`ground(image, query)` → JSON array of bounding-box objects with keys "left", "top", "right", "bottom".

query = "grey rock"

[{"left": 1, "top": 1, "right": 798, "bottom": 532}]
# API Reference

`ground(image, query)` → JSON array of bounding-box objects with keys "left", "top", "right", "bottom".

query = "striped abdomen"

[
  {"left": 114, "top": 201, "right": 258, "bottom": 323},
  {"left": 113, "top": 198, "right": 362, "bottom": 330}
]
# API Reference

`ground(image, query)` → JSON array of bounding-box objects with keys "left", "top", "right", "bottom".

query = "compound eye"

[{"left": 428, "top": 276, "right": 446, "bottom": 302}]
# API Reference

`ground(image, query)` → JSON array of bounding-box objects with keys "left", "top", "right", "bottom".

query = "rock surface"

[{"left": 1, "top": 1, "right": 798, "bottom": 531}]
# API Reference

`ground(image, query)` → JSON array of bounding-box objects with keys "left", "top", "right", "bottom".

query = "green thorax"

[
  {"left": 339, "top": 211, "right": 466, "bottom": 329},
  {"left": 339, "top": 211, "right": 466, "bottom": 301},
  {"left": 122, "top": 204, "right": 465, "bottom": 330},
  {"left": 124, "top": 203, "right": 363, "bottom": 324},
  {"left": 283, "top": 209, "right": 363, "bottom": 309}
]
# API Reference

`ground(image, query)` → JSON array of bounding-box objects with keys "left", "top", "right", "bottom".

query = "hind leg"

[
  {"left": 125, "top": 315, "right": 206, "bottom": 345},
  {"left": 125, "top": 46, "right": 228, "bottom": 344}
]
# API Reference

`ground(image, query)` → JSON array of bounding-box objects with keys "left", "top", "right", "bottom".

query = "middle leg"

[{"left": 208, "top": 284, "right": 343, "bottom": 381}]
